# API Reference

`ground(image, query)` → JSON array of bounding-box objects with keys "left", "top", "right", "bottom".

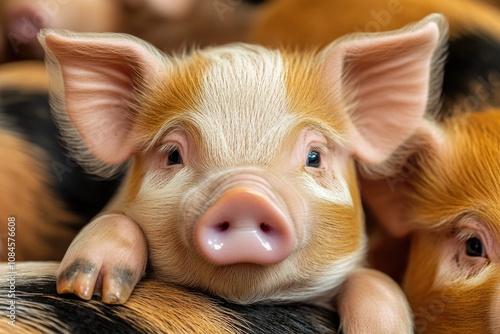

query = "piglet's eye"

[
  {"left": 167, "top": 149, "right": 183, "bottom": 166},
  {"left": 466, "top": 237, "right": 485, "bottom": 257},
  {"left": 306, "top": 150, "right": 321, "bottom": 168}
]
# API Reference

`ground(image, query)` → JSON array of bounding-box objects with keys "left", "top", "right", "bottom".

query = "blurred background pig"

[
  {"left": 0, "top": 0, "right": 265, "bottom": 62},
  {"left": 38, "top": 14, "right": 446, "bottom": 332},
  {"left": 1, "top": 0, "right": 122, "bottom": 60}
]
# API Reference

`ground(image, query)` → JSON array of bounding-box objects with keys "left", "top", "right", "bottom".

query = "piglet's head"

[
  {"left": 39, "top": 14, "right": 445, "bottom": 304},
  {"left": 364, "top": 110, "right": 500, "bottom": 333}
]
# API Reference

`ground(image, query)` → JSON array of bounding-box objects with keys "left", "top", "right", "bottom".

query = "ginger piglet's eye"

[{"left": 465, "top": 237, "right": 485, "bottom": 257}]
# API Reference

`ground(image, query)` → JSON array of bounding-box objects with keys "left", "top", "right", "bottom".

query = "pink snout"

[{"left": 195, "top": 187, "right": 296, "bottom": 266}]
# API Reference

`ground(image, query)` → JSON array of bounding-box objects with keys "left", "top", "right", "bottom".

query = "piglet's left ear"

[
  {"left": 322, "top": 14, "right": 447, "bottom": 164},
  {"left": 38, "top": 30, "right": 165, "bottom": 171}
]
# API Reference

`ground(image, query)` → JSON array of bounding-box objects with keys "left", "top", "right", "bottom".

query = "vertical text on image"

[{"left": 6, "top": 216, "right": 16, "bottom": 326}]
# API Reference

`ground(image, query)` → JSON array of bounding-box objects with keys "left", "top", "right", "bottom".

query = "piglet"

[
  {"left": 361, "top": 109, "right": 500, "bottom": 333},
  {"left": 38, "top": 14, "right": 446, "bottom": 333}
]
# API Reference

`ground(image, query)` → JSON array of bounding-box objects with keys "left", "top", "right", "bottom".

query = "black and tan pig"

[{"left": 0, "top": 262, "right": 341, "bottom": 334}]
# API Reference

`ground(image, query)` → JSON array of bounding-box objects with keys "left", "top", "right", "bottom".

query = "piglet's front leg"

[
  {"left": 56, "top": 214, "right": 148, "bottom": 304},
  {"left": 337, "top": 268, "right": 413, "bottom": 334}
]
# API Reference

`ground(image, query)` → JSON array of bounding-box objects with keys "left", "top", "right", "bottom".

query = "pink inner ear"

[
  {"left": 42, "top": 32, "right": 162, "bottom": 165},
  {"left": 61, "top": 59, "right": 136, "bottom": 164},
  {"left": 324, "top": 19, "right": 442, "bottom": 165}
]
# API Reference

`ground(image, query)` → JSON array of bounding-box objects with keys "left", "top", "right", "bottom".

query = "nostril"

[
  {"left": 218, "top": 222, "right": 230, "bottom": 232},
  {"left": 260, "top": 223, "right": 271, "bottom": 233},
  {"left": 217, "top": 222, "right": 274, "bottom": 233}
]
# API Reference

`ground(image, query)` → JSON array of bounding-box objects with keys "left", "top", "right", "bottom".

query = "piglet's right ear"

[
  {"left": 321, "top": 14, "right": 446, "bottom": 165},
  {"left": 38, "top": 30, "right": 165, "bottom": 166}
]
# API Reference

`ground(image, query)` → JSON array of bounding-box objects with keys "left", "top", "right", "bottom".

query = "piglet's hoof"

[{"left": 56, "top": 214, "right": 148, "bottom": 304}]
